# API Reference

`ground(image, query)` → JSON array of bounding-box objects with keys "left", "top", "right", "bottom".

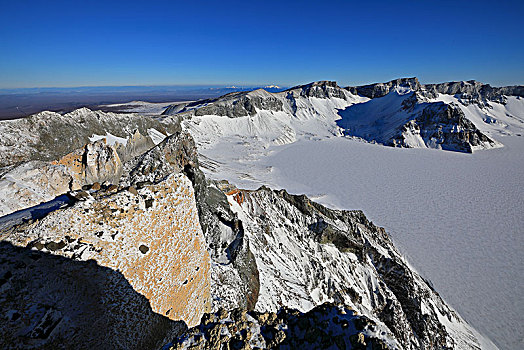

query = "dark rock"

[
  {"left": 128, "top": 186, "right": 138, "bottom": 196},
  {"left": 347, "top": 77, "right": 422, "bottom": 98},
  {"left": 170, "top": 303, "right": 390, "bottom": 350},
  {"left": 0, "top": 241, "right": 187, "bottom": 349}
]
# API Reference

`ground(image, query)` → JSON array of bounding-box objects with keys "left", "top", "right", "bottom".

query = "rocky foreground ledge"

[{"left": 167, "top": 303, "right": 395, "bottom": 349}]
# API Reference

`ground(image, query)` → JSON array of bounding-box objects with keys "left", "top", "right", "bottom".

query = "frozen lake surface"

[{"left": 200, "top": 135, "right": 524, "bottom": 350}]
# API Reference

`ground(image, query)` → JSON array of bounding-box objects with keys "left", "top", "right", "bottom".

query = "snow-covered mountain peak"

[
  {"left": 347, "top": 77, "right": 422, "bottom": 99},
  {"left": 160, "top": 78, "right": 523, "bottom": 156},
  {"left": 278, "top": 80, "right": 363, "bottom": 102}
]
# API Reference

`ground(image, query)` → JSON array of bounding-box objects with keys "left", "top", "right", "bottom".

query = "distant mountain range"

[{"left": 0, "top": 85, "right": 288, "bottom": 119}]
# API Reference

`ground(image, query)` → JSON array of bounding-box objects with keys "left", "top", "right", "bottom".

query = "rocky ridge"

[
  {"left": 0, "top": 107, "right": 177, "bottom": 169},
  {"left": 0, "top": 122, "right": 213, "bottom": 349},
  {"left": 202, "top": 184, "right": 486, "bottom": 349},
  {"left": 346, "top": 78, "right": 423, "bottom": 99},
  {"left": 336, "top": 89, "right": 502, "bottom": 152},
  {"left": 0, "top": 127, "right": 159, "bottom": 217},
  {"left": 347, "top": 77, "right": 524, "bottom": 106},
  {"left": 162, "top": 81, "right": 355, "bottom": 120}
]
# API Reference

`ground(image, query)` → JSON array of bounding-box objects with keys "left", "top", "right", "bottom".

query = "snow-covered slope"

[
  {"left": 163, "top": 78, "right": 523, "bottom": 159},
  {"left": 160, "top": 81, "right": 367, "bottom": 183},
  {"left": 161, "top": 81, "right": 366, "bottom": 148},
  {"left": 336, "top": 90, "right": 501, "bottom": 152},
  {"left": 340, "top": 78, "right": 524, "bottom": 152}
]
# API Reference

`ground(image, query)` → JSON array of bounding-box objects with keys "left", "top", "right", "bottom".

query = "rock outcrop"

[
  {"left": 346, "top": 77, "right": 422, "bottom": 99},
  {"left": 0, "top": 107, "right": 175, "bottom": 169},
  {"left": 0, "top": 129, "right": 159, "bottom": 217},
  {"left": 51, "top": 139, "right": 123, "bottom": 190},
  {"left": 286, "top": 80, "right": 349, "bottom": 99},
  {"left": 119, "top": 131, "right": 261, "bottom": 313},
  {"left": 424, "top": 80, "right": 524, "bottom": 106},
  {"left": 164, "top": 89, "right": 284, "bottom": 118},
  {"left": 336, "top": 89, "right": 500, "bottom": 152},
  {"left": 0, "top": 173, "right": 211, "bottom": 349},
  {"left": 389, "top": 102, "right": 499, "bottom": 152},
  {"left": 169, "top": 303, "right": 399, "bottom": 349}
]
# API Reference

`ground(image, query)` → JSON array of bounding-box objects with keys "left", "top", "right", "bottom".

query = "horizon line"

[{"left": 1, "top": 77, "right": 523, "bottom": 91}]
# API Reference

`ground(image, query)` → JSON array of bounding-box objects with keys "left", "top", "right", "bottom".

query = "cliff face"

[
  {"left": 424, "top": 80, "right": 524, "bottom": 106},
  {"left": 346, "top": 77, "right": 422, "bottom": 99},
  {"left": 336, "top": 90, "right": 501, "bottom": 153},
  {"left": 396, "top": 102, "right": 499, "bottom": 152},
  {"left": 348, "top": 77, "right": 524, "bottom": 105},
  {"left": 205, "top": 184, "right": 487, "bottom": 350},
  {"left": 51, "top": 139, "right": 123, "bottom": 190},
  {"left": 0, "top": 173, "right": 211, "bottom": 349}
]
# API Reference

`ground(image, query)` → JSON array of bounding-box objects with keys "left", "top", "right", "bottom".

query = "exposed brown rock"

[
  {"left": 52, "top": 139, "right": 122, "bottom": 191},
  {"left": 0, "top": 173, "right": 211, "bottom": 348}
]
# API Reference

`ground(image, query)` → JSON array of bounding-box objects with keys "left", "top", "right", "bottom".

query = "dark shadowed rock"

[
  {"left": 0, "top": 241, "right": 187, "bottom": 350},
  {"left": 347, "top": 77, "right": 422, "bottom": 99},
  {"left": 169, "top": 303, "right": 396, "bottom": 349}
]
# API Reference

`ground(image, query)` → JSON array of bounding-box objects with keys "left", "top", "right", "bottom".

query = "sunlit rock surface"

[{"left": 0, "top": 173, "right": 211, "bottom": 349}]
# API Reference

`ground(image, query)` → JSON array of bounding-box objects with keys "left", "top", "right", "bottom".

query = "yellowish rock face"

[
  {"left": 0, "top": 139, "right": 124, "bottom": 217},
  {"left": 22, "top": 173, "right": 210, "bottom": 327},
  {"left": 52, "top": 139, "right": 122, "bottom": 190}
]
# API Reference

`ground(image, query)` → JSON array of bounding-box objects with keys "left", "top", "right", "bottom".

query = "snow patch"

[{"left": 89, "top": 132, "right": 128, "bottom": 146}]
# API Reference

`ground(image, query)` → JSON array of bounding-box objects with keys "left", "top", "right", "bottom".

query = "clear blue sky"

[{"left": 1, "top": 0, "right": 523, "bottom": 88}]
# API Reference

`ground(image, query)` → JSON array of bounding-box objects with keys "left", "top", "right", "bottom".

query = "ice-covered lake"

[{"left": 202, "top": 134, "right": 524, "bottom": 350}]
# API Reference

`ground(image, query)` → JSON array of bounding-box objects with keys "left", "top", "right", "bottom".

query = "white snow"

[
  {"left": 430, "top": 94, "right": 524, "bottom": 138},
  {"left": 89, "top": 132, "right": 128, "bottom": 146},
  {"left": 147, "top": 128, "right": 167, "bottom": 145},
  {"left": 180, "top": 92, "right": 524, "bottom": 350}
]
